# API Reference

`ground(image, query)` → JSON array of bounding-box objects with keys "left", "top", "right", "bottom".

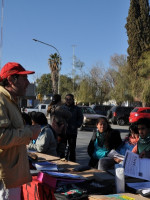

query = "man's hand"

[{"left": 30, "top": 125, "right": 41, "bottom": 140}]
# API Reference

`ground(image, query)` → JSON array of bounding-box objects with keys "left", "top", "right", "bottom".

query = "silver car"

[{"left": 79, "top": 106, "right": 106, "bottom": 131}]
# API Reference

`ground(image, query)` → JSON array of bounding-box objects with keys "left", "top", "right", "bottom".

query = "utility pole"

[
  {"left": 72, "top": 45, "right": 76, "bottom": 93},
  {"left": 0, "top": 0, "right": 4, "bottom": 70}
]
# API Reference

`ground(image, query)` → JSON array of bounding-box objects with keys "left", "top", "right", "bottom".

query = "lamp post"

[{"left": 32, "top": 38, "right": 61, "bottom": 94}]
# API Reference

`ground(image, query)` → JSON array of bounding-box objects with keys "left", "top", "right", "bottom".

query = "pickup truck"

[{"left": 23, "top": 104, "right": 49, "bottom": 116}]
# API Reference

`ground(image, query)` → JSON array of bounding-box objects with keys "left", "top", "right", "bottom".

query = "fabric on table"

[{"left": 22, "top": 176, "right": 56, "bottom": 200}]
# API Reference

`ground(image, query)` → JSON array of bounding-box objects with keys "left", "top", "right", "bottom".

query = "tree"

[
  {"left": 107, "top": 54, "right": 133, "bottom": 105},
  {"left": 59, "top": 75, "right": 73, "bottom": 98},
  {"left": 76, "top": 75, "right": 94, "bottom": 104},
  {"left": 48, "top": 53, "right": 62, "bottom": 94},
  {"left": 75, "top": 64, "right": 111, "bottom": 105},
  {"left": 125, "top": 0, "right": 150, "bottom": 70},
  {"left": 138, "top": 0, "right": 150, "bottom": 52},
  {"left": 36, "top": 73, "right": 74, "bottom": 100},
  {"left": 89, "top": 65, "right": 110, "bottom": 104},
  {"left": 36, "top": 74, "right": 52, "bottom": 96},
  {"left": 125, "top": 0, "right": 150, "bottom": 104},
  {"left": 125, "top": 0, "right": 141, "bottom": 71}
]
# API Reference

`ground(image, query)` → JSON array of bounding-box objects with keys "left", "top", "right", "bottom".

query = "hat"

[
  {"left": 0, "top": 62, "right": 35, "bottom": 80},
  {"left": 52, "top": 94, "right": 61, "bottom": 103}
]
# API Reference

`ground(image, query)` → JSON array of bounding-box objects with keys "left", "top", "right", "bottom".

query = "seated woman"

[
  {"left": 88, "top": 117, "right": 122, "bottom": 170},
  {"left": 133, "top": 118, "right": 150, "bottom": 158},
  {"left": 28, "top": 112, "right": 58, "bottom": 156},
  {"left": 117, "top": 124, "right": 139, "bottom": 156}
]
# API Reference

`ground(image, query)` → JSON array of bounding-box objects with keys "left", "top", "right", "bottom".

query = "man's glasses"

[{"left": 65, "top": 98, "right": 72, "bottom": 101}]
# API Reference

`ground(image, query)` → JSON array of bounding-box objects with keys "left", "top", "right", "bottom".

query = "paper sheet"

[
  {"left": 123, "top": 150, "right": 150, "bottom": 181},
  {"left": 108, "top": 149, "right": 125, "bottom": 160}
]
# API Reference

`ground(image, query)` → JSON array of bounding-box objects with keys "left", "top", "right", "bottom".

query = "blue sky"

[{"left": 0, "top": 0, "right": 131, "bottom": 82}]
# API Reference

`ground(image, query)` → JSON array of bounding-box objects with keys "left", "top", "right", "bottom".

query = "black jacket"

[
  {"left": 88, "top": 128, "right": 122, "bottom": 168},
  {"left": 65, "top": 104, "right": 83, "bottom": 135}
]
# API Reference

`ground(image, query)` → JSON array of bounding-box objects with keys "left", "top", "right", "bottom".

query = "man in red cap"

[{"left": 0, "top": 62, "right": 41, "bottom": 199}]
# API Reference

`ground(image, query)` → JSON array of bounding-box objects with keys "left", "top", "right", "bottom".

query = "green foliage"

[
  {"left": 48, "top": 53, "right": 62, "bottom": 68},
  {"left": 125, "top": 0, "right": 150, "bottom": 105},
  {"left": 108, "top": 54, "right": 133, "bottom": 105},
  {"left": 75, "top": 65, "right": 112, "bottom": 105},
  {"left": 59, "top": 75, "right": 73, "bottom": 98},
  {"left": 125, "top": 0, "right": 142, "bottom": 69},
  {"left": 36, "top": 74, "right": 52, "bottom": 95},
  {"left": 138, "top": 0, "right": 150, "bottom": 51},
  {"left": 138, "top": 51, "right": 150, "bottom": 77},
  {"left": 142, "top": 81, "right": 150, "bottom": 106},
  {"left": 48, "top": 53, "right": 62, "bottom": 94},
  {"left": 76, "top": 77, "right": 94, "bottom": 104},
  {"left": 125, "top": 0, "right": 150, "bottom": 70}
]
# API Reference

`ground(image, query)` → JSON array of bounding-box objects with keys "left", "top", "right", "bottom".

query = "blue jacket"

[{"left": 88, "top": 128, "right": 122, "bottom": 168}]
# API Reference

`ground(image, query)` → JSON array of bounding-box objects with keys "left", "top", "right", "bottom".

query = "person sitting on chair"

[{"left": 88, "top": 117, "right": 122, "bottom": 170}]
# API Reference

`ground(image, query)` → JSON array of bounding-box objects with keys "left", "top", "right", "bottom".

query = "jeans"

[{"left": 0, "top": 181, "right": 21, "bottom": 200}]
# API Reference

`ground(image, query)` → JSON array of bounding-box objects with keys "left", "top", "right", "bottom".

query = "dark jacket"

[
  {"left": 88, "top": 128, "right": 122, "bottom": 168},
  {"left": 66, "top": 104, "right": 83, "bottom": 135}
]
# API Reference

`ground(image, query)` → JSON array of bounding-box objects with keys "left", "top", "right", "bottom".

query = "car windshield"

[
  {"left": 82, "top": 107, "right": 96, "bottom": 114},
  {"left": 131, "top": 108, "right": 139, "bottom": 112}
]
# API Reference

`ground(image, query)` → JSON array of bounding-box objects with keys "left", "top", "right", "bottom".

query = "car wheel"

[
  {"left": 111, "top": 118, "right": 116, "bottom": 124},
  {"left": 117, "top": 118, "right": 125, "bottom": 126}
]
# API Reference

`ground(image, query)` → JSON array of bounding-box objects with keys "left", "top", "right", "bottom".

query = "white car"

[{"left": 23, "top": 104, "right": 49, "bottom": 116}]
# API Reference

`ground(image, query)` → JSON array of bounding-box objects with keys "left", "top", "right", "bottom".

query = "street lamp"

[{"left": 32, "top": 38, "right": 61, "bottom": 94}]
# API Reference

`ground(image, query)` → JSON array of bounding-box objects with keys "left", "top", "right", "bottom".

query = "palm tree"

[{"left": 48, "top": 53, "right": 62, "bottom": 94}]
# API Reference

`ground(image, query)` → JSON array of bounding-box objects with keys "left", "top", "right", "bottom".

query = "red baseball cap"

[{"left": 0, "top": 62, "right": 35, "bottom": 80}]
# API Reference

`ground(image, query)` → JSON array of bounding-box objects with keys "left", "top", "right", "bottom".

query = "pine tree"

[
  {"left": 125, "top": 0, "right": 141, "bottom": 70},
  {"left": 125, "top": 0, "right": 150, "bottom": 105},
  {"left": 138, "top": 0, "right": 150, "bottom": 52},
  {"left": 125, "top": 0, "right": 150, "bottom": 71}
]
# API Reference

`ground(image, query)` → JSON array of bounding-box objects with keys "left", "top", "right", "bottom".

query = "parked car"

[
  {"left": 107, "top": 106, "right": 134, "bottom": 126},
  {"left": 23, "top": 104, "right": 49, "bottom": 116},
  {"left": 129, "top": 107, "right": 150, "bottom": 123},
  {"left": 91, "top": 105, "right": 112, "bottom": 116},
  {"left": 79, "top": 106, "right": 106, "bottom": 131}
]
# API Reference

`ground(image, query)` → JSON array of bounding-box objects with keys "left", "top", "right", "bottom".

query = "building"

[{"left": 20, "top": 83, "right": 36, "bottom": 108}]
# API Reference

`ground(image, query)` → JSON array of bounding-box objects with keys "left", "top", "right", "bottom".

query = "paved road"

[{"left": 76, "top": 124, "right": 129, "bottom": 165}]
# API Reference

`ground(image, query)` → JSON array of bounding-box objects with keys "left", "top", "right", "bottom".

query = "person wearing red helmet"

[{"left": 0, "top": 62, "right": 41, "bottom": 199}]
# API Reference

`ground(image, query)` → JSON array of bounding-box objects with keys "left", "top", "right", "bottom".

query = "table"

[
  {"left": 33, "top": 152, "right": 99, "bottom": 179},
  {"left": 25, "top": 152, "right": 150, "bottom": 199}
]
